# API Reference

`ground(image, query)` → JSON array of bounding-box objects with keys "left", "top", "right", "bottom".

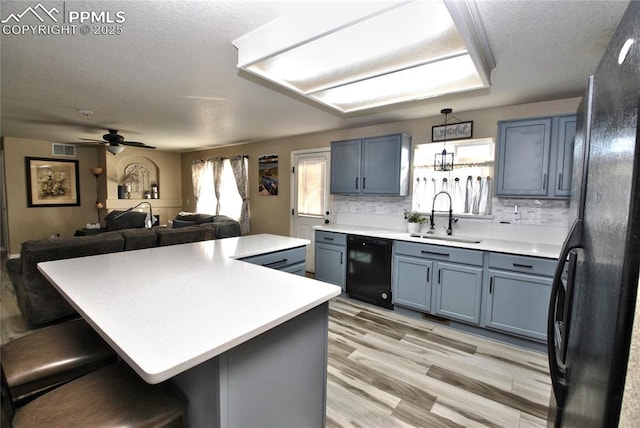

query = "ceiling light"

[
  {"left": 105, "top": 145, "right": 125, "bottom": 155},
  {"left": 232, "top": 0, "right": 494, "bottom": 114}
]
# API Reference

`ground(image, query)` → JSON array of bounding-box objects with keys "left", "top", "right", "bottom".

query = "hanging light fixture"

[{"left": 435, "top": 108, "right": 455, "bottom": 171}]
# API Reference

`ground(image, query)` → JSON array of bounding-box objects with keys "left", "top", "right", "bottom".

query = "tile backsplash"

[{"left": 332, "top": 195, "right": 570, "bottom": 229}]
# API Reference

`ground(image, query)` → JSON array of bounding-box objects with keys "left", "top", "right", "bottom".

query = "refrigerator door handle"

[{"left": 547, "top": 219, "right": 583, "bottom": 407}]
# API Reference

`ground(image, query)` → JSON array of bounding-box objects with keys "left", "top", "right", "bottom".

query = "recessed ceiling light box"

[{"left": 233, "top": 0, "right": 495, "bottom": 114}]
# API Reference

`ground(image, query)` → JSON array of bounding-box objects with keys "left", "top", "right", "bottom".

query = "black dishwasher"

[{"left": 346, "top": 235, "right": 393, "bottom": 309}]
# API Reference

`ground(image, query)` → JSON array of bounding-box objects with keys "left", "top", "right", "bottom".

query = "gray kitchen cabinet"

[
  {"left": 553, "top": 115, "right": 577, "bottom": 197},
  {"left": 496, "top": 115, "right": 576, "bottom": 198},
  {"left": 314, "top": 231, "right": 346, "bottom": 290},
  {"left": 393, "top": 254, "right": 433, "bottom": 312},
  {"left": 483, "top": 253, "right": 555, "bottom": 341},
  {"left": 330, "top": 133, "right": 411, "bottom": 195},
  {"left": 241, "top": 246, "right": 306, "bottom": 276},
  {"left": 393, "top": 241, "right": 483, "bottom": 324},
  {"left": 434, "top": 262, "right": 484, "bottom": 324}
]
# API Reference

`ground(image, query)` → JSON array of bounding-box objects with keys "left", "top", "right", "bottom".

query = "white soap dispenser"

[{"left": 513, "top": 205, "right": 521, "bottom": 223}]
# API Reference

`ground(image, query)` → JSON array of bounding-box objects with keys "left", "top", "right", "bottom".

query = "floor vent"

[{"left": 52, "top": 143, "right": 76, "bottom": 157}]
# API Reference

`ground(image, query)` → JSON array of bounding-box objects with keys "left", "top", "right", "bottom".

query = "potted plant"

[{"left": 404, "top": 210, "right": 427, "bottom": 233}]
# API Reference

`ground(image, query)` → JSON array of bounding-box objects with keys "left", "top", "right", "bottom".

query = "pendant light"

[{"left": 434, "top": 108, "right": 455, "bottom": 171}]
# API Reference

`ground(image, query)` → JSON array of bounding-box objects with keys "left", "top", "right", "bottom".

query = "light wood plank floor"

[
  {"left": 326, "top": 298, "right": 551, "bottom": 428},
  {"left": 2, "top": 255, "right": 550, "bottom": 427}
]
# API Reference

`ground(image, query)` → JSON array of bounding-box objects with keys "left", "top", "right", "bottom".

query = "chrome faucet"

[{"left": 430, "top": 191, "right": 455, "bottom": 235}]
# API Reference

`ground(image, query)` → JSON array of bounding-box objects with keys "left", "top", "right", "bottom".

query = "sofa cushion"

[
  {"left": 211, "top": 216, "right": 242, "bottom": 238},
  {"left": 174, "top": 212, "right": 216, "bottom": 224},
  {"left": 121, "top": 228, "right": 158, "bottom": 251},
  {"left": 172, "top": 219, "right": 197, "bottom": 228},
  {"left": 155, "top": 223, "right": 216, "bottom": 246},
  {"left": 104, "top": 211, "right": 148, "bottom": 231}
]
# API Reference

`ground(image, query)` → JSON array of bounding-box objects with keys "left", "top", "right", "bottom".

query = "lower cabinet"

[
  {"left": 314, "top": 231, "right": 346, "bottom": 290},
  {"left": 483, "top": 253, "right": 555, "bottom": 341},
  {"left": 393, "top": 241, "right": 484, "bottom": 325},
  {"left": 393, "top": 255, "right": 433, "bottom": 312},
  {"left": 434, "top": 262, "right": 483, "bottom": 324},
  {"left": 241, "top": 246, "right": 306, "bottom": 276}
]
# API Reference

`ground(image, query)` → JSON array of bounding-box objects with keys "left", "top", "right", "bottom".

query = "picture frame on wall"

[
  {"left": 432, "top": 121, "right": 473, "bottom": 142},
  {"left": 25, "top": 157, "right": 80, "bottom": 207},
  {"left": 258, "top": 154, "right": 279, "bottom": 195}
]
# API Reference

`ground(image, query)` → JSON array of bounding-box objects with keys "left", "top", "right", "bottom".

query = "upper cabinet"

[
  {"left": 330, "top": 133, "right": 411, "bottom": 196},
  {"left": 495, "top": 115, "right": 576, "bottom": 199}
]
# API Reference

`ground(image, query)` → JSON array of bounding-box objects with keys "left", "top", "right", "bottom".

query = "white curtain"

[
  {"left": 212, "top": 158, "right": 224, "bottom": 215},
  {"left": 230, "top": 156, "right": 250, "bottom": 234},
  {"left": 191, "top": 160, "right": 207, "bottom": 203}
]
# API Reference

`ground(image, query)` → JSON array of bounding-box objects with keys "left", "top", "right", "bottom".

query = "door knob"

[{"left": 324, "top": 219, "right": 330, "bottom": 224}]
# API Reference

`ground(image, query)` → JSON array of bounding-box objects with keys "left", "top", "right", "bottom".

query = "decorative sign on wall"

[
  {"left": 258, "top": 154, "right": 279, "bottom": 195},
  {"left": 432, "top": 121, "right": 473, "bottom": 142},
  {"left": 25, "top": 157, "right": 80, "bottom": 207}
]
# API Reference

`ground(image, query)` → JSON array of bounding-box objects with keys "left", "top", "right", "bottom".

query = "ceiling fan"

[{"left": 80, "top": 129, "right": 156, "bottom": 154}]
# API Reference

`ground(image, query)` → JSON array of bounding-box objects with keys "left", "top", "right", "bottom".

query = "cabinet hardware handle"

[
  {"left": 490, "top": 277, "right": 493, "bottom": 293},
  {"left": 263, "top": 258, "right": 288, "bottom": 268},
  {"left": 438, "top": 269, "right": 441, "bottom": 284},
  {"left": 427, "top": 266, "right": 430, "bottom": 281},
  {"left": 363, "top": 177, "right": 366, "bottom": 189},
  {"left": 421, "top": 250, "right": 450, "bottom": 258},
  {"left": 513, "top": 263, "right": 534, "bottom": 269},
  {"left": 340, "top": 252, "right": 343, "bottom": 265},
  {"left": 558, "top": 173, "right": 563, "bottom": 190},
  {"left": 543, "top": 173, "right": 547, "bottom": 190},
  {"left": 356, "top": 177, "right": 359, "bottom": 189},
  {"left": 323, "top": 237, "right": 334, "bottom": 241}
]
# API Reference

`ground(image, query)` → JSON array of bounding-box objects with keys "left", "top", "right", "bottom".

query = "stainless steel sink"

[{"left": 410, "top": 233, "right": 482, "bottom": 244}]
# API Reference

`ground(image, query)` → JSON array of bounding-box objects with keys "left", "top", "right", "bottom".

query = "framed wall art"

[
  {"left": 25, "top": 157, "right": 80, "bottom": 207},
  {"left": 432, "top": 121, "right": 473, "bottom": 142},
  {"left": 258, "top": 154, "right": 279, "bottom": 195}
]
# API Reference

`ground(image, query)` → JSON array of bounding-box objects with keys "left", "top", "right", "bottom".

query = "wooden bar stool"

[
  {"left": 3, "top": 361, "right": 186, "bottom": 427},
  {"left": 1, "top": 318, "right": 117, "bottom": 405}
]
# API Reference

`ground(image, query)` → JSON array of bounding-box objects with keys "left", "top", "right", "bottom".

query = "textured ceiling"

[{"left": 0, "top": 0, "right": 630, "bottom": 151}]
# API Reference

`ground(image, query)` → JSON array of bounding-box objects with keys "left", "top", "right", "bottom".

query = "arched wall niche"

[{"left": 115, "top": 155, "right": 159, "bottom": 199}]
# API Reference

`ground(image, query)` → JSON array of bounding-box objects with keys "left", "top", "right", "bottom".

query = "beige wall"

[
  {"left": 181, "top": 97, "right": 581, "bottom": 237},
  {"left": 3, "top": 137, "right": 182, "bottom": 256},
  {"left": 4, "top": 137, "right": 102, "bottom": 255}
]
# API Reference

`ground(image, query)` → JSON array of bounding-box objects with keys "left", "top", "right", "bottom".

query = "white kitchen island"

[{"left": 38, "top": 234, "right": 342, "bottom": 428}]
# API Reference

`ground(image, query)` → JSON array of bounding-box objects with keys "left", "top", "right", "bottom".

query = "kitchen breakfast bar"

[{"left": 37, "top": 234, "right": 341, "bottom": 428}]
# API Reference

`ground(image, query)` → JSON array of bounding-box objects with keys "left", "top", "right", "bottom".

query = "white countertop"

[
  {"left": 38, "top": 234, "right": 341, "bottom": 384},
  {"left": 317, "top": 224, "right": 562, "bottom": 259}
]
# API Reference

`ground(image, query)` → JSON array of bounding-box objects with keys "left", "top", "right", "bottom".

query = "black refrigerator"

[{"left": 547, "top": 1, "right": 640, "bottom": 426}]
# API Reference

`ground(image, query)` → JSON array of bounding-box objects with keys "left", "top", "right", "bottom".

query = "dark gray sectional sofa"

[{"left": 6, "top": 214, "right": 241, "bottom": 327}]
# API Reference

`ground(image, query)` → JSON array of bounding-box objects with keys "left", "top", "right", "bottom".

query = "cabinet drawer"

[
  {"left": 394, "top": 241, "right": 483, "bottom": 266},
  {"left": 315, "top": 230, "right": 346, "bottom": 246},
  {"left": 488, "top": 252, "right": 556, "bottom": 276},
  {"left": 242, "top": 246, "right": 306, "bottom": 270}
]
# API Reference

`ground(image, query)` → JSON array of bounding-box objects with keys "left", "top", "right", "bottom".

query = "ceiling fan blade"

[
  {"left": 121, "top": 141, "right": 155, "bottom": 149},
  {"left": 78, "top": 138, "right": 106, "bottom": 142}
]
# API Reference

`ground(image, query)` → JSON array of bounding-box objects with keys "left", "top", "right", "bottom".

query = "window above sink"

[{"left": 412, "top": 138, "right": 494, "bottom": 217}]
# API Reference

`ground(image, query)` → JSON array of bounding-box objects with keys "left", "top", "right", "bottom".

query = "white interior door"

[{"left": 290, "top": 149, "right": 331, "bottom": 273}]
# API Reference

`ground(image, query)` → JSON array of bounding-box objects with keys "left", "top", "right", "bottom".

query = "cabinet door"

[
  {"left": 496, "top": 118, "right": 552, "bottom": 197},
  {"left": 315, "top": 242, "right": 346, "bottom": 290},
  {"left": 362, "top": 135, "right": 403, "bottom": 195},
  {"left": 392, "top": 255, "right": 433, "bottom": 312},
  {"left": 553, "top": 115, "right": 577, "bottom": 197},
  {"left": 434, "top": 262, "right": 483, "bottom": 324},
  {"left": 330, "top": 139, "right": 362, "bottom": 194},
  {"left": 484, "top": 269, "right": 552, "bottom": 341}
]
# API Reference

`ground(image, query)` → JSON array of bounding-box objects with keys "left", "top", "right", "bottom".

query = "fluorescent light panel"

[{"left": 233, "top": 0, "right": 492, "bottom": 114}]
